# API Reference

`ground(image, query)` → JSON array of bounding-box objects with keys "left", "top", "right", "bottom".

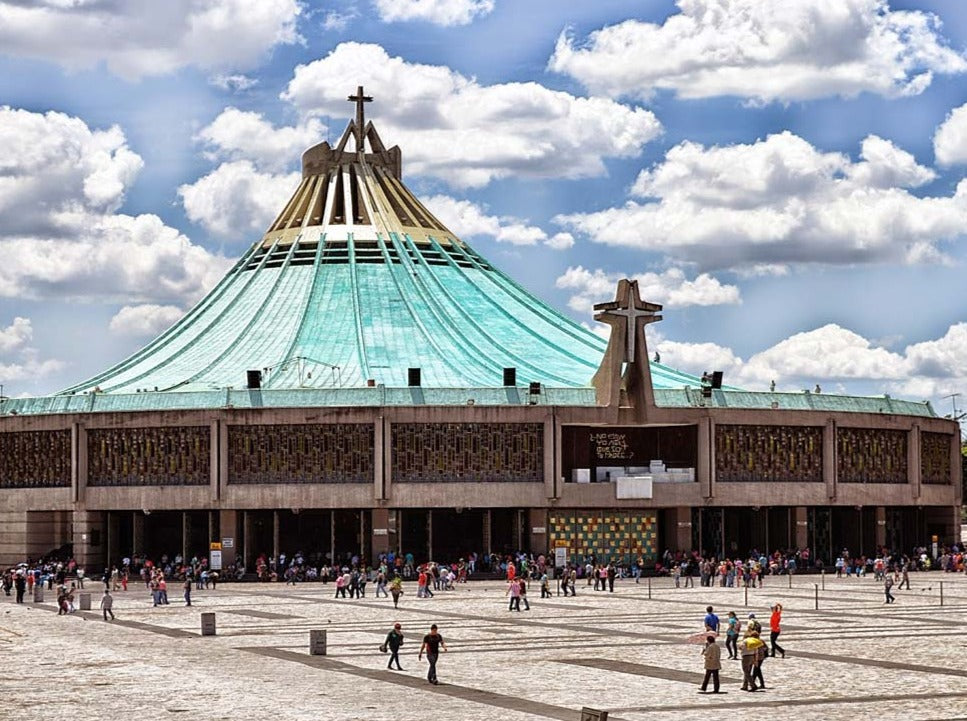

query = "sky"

[{"left": 0, "top": 0, "right": 966, "bottom": 432}]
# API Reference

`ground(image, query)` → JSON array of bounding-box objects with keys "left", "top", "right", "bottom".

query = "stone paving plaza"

[{"left": 2, "top": 574, "right": 965, "bottom": 721}]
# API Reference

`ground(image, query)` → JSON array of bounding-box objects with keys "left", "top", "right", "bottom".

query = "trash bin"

[
  {"left": 79, "top": 592, "right": 92, "bottom": 610},
  {"left": 309, "top": 629, "right": 327, "bottom": 655},
  {"left": 33, "top": 587, "right": 44, "bottom": 603},
  {"left": 201, "top": 612, "right": 216, "bottom": 636}
]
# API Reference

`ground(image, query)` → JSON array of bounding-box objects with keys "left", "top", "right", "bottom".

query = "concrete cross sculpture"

[{"left": 591, "top": 279, "right": 662, "bottom": 415}]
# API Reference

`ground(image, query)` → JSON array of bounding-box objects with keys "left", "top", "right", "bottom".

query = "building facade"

[{"left": 1, "top": 92, "right": 961, "bottom": 569}]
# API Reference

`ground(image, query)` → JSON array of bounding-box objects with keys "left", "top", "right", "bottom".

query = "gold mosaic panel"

[
  {"left": 0, "top": 430, "right": 71, "bottom": 488},
  {"left": 88, "top": 427, "right": 210, "bottom": 486},
  {"left": 549, "top": 512, "right": 657, "bottom": 565},
  {"left": 392, "top": 422, "right": 542, "bottom": 483},
  {"left": 715, "top": 425, "right": 823, "bottom": 482},
  {"left": 228, "top": 423, "right": 373, "bottom": 484},
  {"left": 921, "top": 431, "right": 952, "bottom": 485},
  {"left": 837, "top": 427, "right": 907, "bottom": 484}
]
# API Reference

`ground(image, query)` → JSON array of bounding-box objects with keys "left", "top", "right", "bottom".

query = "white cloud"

[
  {"left": 546, "top": 232, "right": 575, "bottom": 251},
  {"left": 209, "top": 74, "right": 260, "bottom": 93},
  {"left": 179, "top": 161, "right": 300, "bottom": 238},
  {"left": 549, "top": 0, "right": 967, "bottom": 104},
  {"left": 0, "top": 317, "right": 64, "bottom": 383},
  {"left": 109, "top": 304, "right": 185, "bottom": 337},
  {"left": 323, "top": 9, "right": 358, "bottom": 31},
  {"left": 555, "top": 265, "right": 741, "bottom": 313},
  {"left": 196, "top": 108, "right": 324, "bottom": 172},
  {"left": 424, "top": 194, "right": 570, "bottom": 248},
  {"left": 373, "top": 0, "right": 494, "bottom": 26},
  {"left": 654, "top": 322, "right": 967, "bottom": 411},
  {"left": 0, "top": 317, "right": 32, "bottom": 354},
  {"left": 934, "top": 102, "right": 967, "bottom": 166},
  {"left": 557, "top": 132, "right": 966, "bottom": 271},
  {"left": 282, "top": 43, "right": 661, "bottom": 188},
  {"left": 0, "top": 107, "right": 230, "bottom": 304},
  {"left": 0, "top": 0, "right": 302, "bottom": 81}
]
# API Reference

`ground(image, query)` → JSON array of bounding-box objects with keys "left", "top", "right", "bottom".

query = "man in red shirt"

[{"left": 769, "top": 603, "right": 785, "bottom": 658}]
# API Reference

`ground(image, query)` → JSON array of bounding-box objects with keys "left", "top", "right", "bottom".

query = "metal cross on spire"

[{"left": 347, "top": 85, "right": 373, "bottom": 153}]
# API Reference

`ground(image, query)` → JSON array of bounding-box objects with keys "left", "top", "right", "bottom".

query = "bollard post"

[
  {"left": 744, "top": 584, "right": 748, "bottom": 607},
  {"left": 33, "top": 586, "right": 44, "bottom": 603},
  {"left": 201, "top": 612, "right": 216, "bottom": 636},
  {"left": 788, "top": 573, "right": 792, "bottom": 589},
  {"left": 940, "top": 581, "right": 944, "bottom": 607},
  {"left": 821, "top": 569, "right": 825, "bottom": 591},
  {"left": 557, "top": 577, "right": 561, "bottom": 597},
  {"left": 814, "top": 584, "right": 818, "bottom": 610},
  {"left": 310, "top": 629, "right": 328, "bottom": 655},
  {"left": 648, "top": 576, "right": 652, "bottom": 600},
  {"left": 78, "top": 592, "right": 91, "bottom": 611}
]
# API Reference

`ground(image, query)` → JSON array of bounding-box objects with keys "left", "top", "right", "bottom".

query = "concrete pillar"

[
  {"left": 823, "top": 419, "right": 836, "bottom": 500},
  {"left": 330, "top": 510, "right": 335, "bottom": 565},
  {"left": 219, "top": 510, "right": 237, "bottom": 569},
  {"left": 132, "top": 512, "right": 144, "bottom": 557},
  {"left": 697, "top": 418, "right": 713, "bottom": 498},
  {"left": 372, "top": 508, "right": 390, "bottom": 558},
  {"left": 182, "top": 511, "right": 189, "bottom": 563},
  {"left": 794, "top": 507, "right": 808, "bottom": 550},
  {"left": 427, "top": 510, "right": 433, "bottom": 561},
  {"left": 375, "top": 417, "right": 385, "bottom": 500},
  {"left": 875, "top": 506, "right": 887, "bottom": 549},
  {"left": 243, "top": 511, "right": 253, "bottom": 568},
  {"left": 670, "top": 507, "right": 692, "bottom": 552},
  {"left": 106, "top": 511, "right": 120, "bottom": 566},
  {"left": 909, "top": 425, "right": 921, "bottom": 500},
  {"left": 483, "top": 510, "right": 492, "bottom": 556},
  {"left": 272, "top": 510, "right": 279, "bottom": 561},
  {"left": 528, "top": 508, "right": 548, "bottom": 556}
]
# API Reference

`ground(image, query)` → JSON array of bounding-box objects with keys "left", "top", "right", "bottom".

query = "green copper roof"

[{"left": 53, "top": 231, "right": 696, "bottom": 395}]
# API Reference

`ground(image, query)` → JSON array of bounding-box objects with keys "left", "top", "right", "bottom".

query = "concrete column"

[
  {"left": 909, "top": 424, "right": 921, "bottom": 500},
  {"left": 374, "top": 417, "right": 385, "bottom": 500},
  {"left": 483, "top": 510, "right": 492, "bottom": 556},
  {"left": 528, "top": 508, "right": 548, "bottom": 556},
  {"left": 272, "top": 510, "right": 279, "bottom": 561},
  {"left": 875, "top": 506, "right": 887, "bottom": 549},
  {"left": 243, "top": 511, "right": 252, "bottom": 568},
  {"left": 210, "top": 419, "right": 220, "bottom": 501},
  {"left": 132, "top": 512, "right": 144, "bottom": 557},
  {"left": 76, "top": 423, "right": 88, "bottom": 503},
  {"left": 823, "top": 419, "right": 836, "bottom": 500},
  {"left": 218, "top": 510, "right": 237, "bottom": 569},
  {"left": 330, "top": 511, "right": 335, "bottom": 565},
  {"left": 794, "top": 506, "right": 808, "bottom": 549},
  {"left": 671, "top": 506, "right": 692, "bottom": 553},
  {"left": 182, "top": 512, "right": 189, "bottom": 563},
  {"left": 427, "top": 510, "right": 433, "bottom": 561},
  {"left": 371, "top": 507, "right": 390, "bottom": 557},
  {"left": 697, "top": 418, "right": 713, "bottom": 498}
]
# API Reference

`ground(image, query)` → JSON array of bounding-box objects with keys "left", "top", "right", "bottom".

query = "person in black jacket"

[{"left": 384, "top": 623, "right": 404, "bottom": 670}]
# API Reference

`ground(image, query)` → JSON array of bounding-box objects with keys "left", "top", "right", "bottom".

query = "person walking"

[
  {"left": 884, "top": 574, "right": 896, "bottom": 604},
  {"left": 384, "top": 623, "right": 404, "bottom": 670},
  {"left": 540, "top": 572, "right": 551, "bottom": 598},
  {"left": 740, "top": 632, "right": 765, "bottom": 691},
  {"left": 419, "top": 624, "right": 447, "bottom": 685},
  {"left": 769, "top": 604, "right": 785, "bottom": 658},
  {"left": 898, "top": 562, "right": 911, "bottom": 590},
  {"left": 607, "top": 563, "right": 616, "bottom": 592},
  {"left": 100, "top": 589, "right": 115, "bottom": 621},
  {"left": 375, "top": 570, "right": 388, "bottom": 598},
  {"left": 704, "top": 606, "right": 720, "bottom": 634},
  {"left": 725, "top": 611, "right": 740, "bottom": 660},
  {"left": 518, "top": 577, "right": 531, "bottom": 610},
  {"left": 390, "top": 577, "right": 403, "bottom": 609},
  {"left": 14, "top": 572, "right": 26, "bottom": 604},
  {"left": 183, "top": 577, "right": 192, "bottom": 606},
  {"left": 507, "top": 578, "right": 521, "bottom": 611},
  {"left": 699, "top": 635, "right": 722, "bottom": 693}
]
